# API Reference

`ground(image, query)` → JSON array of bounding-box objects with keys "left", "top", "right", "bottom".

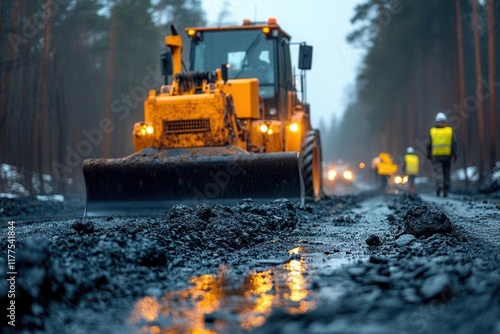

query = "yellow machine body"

[{"left": 83, "top": 18, "right": 322, "bottom": 216}]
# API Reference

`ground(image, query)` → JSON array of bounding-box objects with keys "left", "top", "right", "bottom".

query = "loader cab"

[{"left": 187, "top": 20, "right": 305, "bottom": 121}]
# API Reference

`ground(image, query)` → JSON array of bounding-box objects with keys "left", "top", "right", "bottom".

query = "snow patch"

[
  {"left": 493, "top": 169, "right": 500, "bottom": 181},
  {"left": 1, "top": 163, "right": 62, "bottom": 196},
  {"left": 451, "top": 166, "right": 479, "bottom": 182},
  {"left": 0, "top": 193, "right": 20, "bottom": 199},
  {"left": 36, "top": 194, "right": 65, "bottom": 202}
]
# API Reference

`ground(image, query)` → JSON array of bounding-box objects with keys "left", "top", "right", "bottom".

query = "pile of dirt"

[
  {"left": 403, "top": 204, "right": 452, "bottom": 237},
  {"left": 0, "top": 198, "right": 299, "bottom": 333},
  {"left": 254, "top": 194, "right": 500, "bottom": 334}
]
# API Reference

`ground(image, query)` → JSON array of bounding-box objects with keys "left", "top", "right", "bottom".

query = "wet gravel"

[{"left": 1, "top": 190, "right": 499, "bottom": 333}]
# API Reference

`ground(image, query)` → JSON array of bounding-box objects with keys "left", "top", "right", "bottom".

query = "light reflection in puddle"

[{"left": 128, "top": 246, "right": 317, "bottom": 333}]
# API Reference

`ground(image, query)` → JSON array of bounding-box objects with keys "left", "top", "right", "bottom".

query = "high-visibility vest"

[
  {"left": 404, "top": 153, "right": 419, "bottom": 175},
  {"left": 430, "top": 126, "right": 453, "bottom": 156}
]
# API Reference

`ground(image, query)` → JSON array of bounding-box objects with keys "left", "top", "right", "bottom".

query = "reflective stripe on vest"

[
  {"left": 430, "top": 126, "right": 453, "bottom": 156},
  {"left": 404, "top": 154, "right": 419, "bottom": 175}
]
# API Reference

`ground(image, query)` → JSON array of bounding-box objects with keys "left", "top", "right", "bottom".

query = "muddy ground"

[{"left": 1, "top": 187, "right": 500, "bottom": 334}]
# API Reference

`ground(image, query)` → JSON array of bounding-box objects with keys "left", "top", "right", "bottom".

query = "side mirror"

[
  {"left": 221, "top": 64, "right": 228, "bottom": 83},
  {"left": 161, "top": 51, "right": 173, "bottom": 84},
  {"left": 298, "top": 44, "right": 313, "bottom": 70}
]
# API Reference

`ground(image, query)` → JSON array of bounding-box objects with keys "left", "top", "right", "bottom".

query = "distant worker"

[
  {"left": 370, "top": 155, "right": 382, "bottom": 185},
  {"left": 402, "top": 147, "right": 419, "bottom": 193},
  {"left": 374, "top": 152, "right": 398, "bottom": 192},
  {"left": 426, "top": 112, "right": 457, "bottom": 197}
]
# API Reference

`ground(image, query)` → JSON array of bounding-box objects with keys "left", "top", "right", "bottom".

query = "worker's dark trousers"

[{"left": 432, "top": 156, "right": 452, "bottom": 189}]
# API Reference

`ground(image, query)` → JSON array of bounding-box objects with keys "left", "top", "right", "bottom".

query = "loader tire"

[{"left": 301, "top": 129, "right": 323, "bottom": 201}]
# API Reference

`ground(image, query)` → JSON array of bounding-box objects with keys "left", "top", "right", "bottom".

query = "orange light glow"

[
  {"left": 128, "top": 296, "right": 160, "bottom": 323},
  {"left": 289, "top": 123, "right": 299, "bottom": 132},
  {"left": 267, "top": 17, "right": 278, "bottom": 25},
  {"left": 128, "top": 256, "right": 317, "bottom": 332},
  {"left": 343, "top": 170, "right": 353, "bottom": 180}
]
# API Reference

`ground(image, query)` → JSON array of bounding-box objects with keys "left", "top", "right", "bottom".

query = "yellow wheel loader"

[{"left": 83, "top": 18, "right": 322, "bottom": 216}]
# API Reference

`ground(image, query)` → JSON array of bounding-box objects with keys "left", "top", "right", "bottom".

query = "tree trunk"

[
  {"left": 104, "top": 2, "right": 117, "bottom": 158},
  {"left": 23, "top": 2, "right": 36, "bottom": 195},
  {"left": 407, "top": 74, "right": 414, "bottom": 146},
  {"left": 487, "top": 0, "right": 497, "bottom": 170},
  {"left": 37, "top": 0, "right": 54, "bottom": 194},
  {"left": 0, "top": 1, "right": 22, "bottom": 164},
  {"left": 395, "top": 97, "right": 402, "bottom": 157},
  {"left": 471, "top": 0, "right": 485, "bottom": 186},
  {"left": 455, "top": 0, "right": 469, "bottom": 186}
]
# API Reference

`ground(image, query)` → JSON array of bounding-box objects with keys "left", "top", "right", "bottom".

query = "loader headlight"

[
  {"left": 289, "top": 122, "right": 299, "bottom": 132},
  {"left": 138, "top": 123, "right": 154, "bottom": 136},
  {"left": 260, "top": 124, "right": 269, "bottom": 133},
  {"left": 187, "top": 29, "right": 203, "bottom": 41},
  {"left": 327, "top": 170, "right": 336, "bottom": 181},
  {"left": 394, "top": 176, "right": 402, "bottom": 184}
]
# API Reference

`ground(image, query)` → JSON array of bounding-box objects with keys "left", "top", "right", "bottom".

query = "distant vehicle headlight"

[
  {"left": 327, "top": 170, "right": 336, "bottom": 181},
  {"left": 343, "top": 170, "right": 353, "bottom": 181}
]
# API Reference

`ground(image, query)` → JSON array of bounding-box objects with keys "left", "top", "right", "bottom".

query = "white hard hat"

[
  {"left": 435, "top": 112, "right": 447, "bottom": 122},
  {"left": 406, "top": 147, "right": 414, "bottom": 154}
]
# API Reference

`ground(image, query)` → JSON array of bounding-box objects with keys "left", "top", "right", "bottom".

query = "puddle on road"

[{"left": 128, "top": 247, "right": 317, "bottom": 333}]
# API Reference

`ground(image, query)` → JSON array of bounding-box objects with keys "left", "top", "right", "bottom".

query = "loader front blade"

[{"left": 82, "top": 146, "right": 304, "bottom": 216}]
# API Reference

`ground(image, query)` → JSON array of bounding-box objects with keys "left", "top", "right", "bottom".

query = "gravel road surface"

[{"left": 1, "top": 188, "right": 499, "bottom": 333}]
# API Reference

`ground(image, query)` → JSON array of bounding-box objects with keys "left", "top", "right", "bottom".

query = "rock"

[
  {"left": 419, "top": 273, "right": 454, "bottom": 302},
  {"left": 369, "top": 274, "right": 392, "bottom": 289},
  {"left": 366, "top": 235, "right": 382, "bottom": 246},
  {"left": 401, "top": 288, "right": 421, "bottom": 303},
  {"left": 395, "top": 234, "right": 417, "bottom": 247},
  {"left": 369, "top": 255, "right": 388, "bottom": 264},
  {"left": 346, "top": 267, "right": 367, "bottom": 277},
  {"left": 403, "top": 205, "right": 452, "bottom": 238},
  {"left": 71, "top": 220, "right": 95, "bottom": 234}
]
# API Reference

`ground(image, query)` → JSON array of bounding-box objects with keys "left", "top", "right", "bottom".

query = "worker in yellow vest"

[
  {"left": 375, "top": 152, "right": 398, "bottom": 192},
  {"left": 402, "top": 147, "right": 419, "bottom": 193},
  {"left": 426, "top": 112, "right": 457, "bottom": 197}
]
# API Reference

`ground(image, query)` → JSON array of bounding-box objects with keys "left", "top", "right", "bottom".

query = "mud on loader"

[{"left": 83, "top": 18, "right": 323, "bottom": 216}]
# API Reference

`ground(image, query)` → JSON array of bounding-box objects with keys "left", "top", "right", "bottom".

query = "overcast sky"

[{"left": 200, "top": 0, "right": 365, "bottom": 129}]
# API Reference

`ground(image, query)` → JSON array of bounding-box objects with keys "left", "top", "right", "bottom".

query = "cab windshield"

[{"left": 190, "top": 29, "right": 276, "bottom": 95}]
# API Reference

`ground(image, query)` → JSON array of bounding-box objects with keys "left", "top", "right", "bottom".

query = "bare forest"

[
  {"left": 1, "top": 0, "right": 499, "bottom": 195},
  {"left": 1, "top": 0, "right": 206, "bottom": 195}
]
